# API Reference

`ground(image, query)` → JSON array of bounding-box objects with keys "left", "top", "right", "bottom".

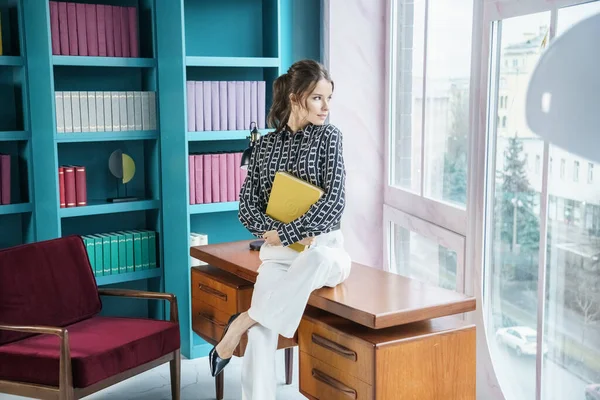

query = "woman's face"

[{"left": 292, "top": 78, "right": 333, "bottom": 126}]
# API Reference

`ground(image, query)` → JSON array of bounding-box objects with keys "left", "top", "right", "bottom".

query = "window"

[
  {"left": 574, "top": 160, "right": 580, "bottom": 182},
  {"left": 588, "top": 163, "right": 593, "bottom": 183}
]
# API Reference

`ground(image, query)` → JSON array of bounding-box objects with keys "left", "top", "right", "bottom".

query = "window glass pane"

[
  {"left": 390, "top": 223, "right": 457, "bottom": 290},
  {"left": 543, "top": 3, "right": 600, "bottom": 399},
  {"left": 485, "top": 11, "right": 550, "bottom": 400},
  {"left": 391, "top": 0, "right": 425, "bottom": 192},
  {"left": 422, "top": 0, "right": 473, "bottom": 208}
]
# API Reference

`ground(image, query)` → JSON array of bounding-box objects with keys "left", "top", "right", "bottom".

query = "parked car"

[
  {"left": 495, "top": 326, "right": 548, "bottom": 356},
  {"left": 586, "top": 384, "right": 600, "bottom": 400}
]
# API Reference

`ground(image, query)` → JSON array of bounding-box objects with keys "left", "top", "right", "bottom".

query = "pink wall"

[{"left": 324, "top": 0, "right": 387, "bottom": 269}]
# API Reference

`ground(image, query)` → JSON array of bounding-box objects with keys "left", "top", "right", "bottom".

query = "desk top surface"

[{"left": 190, "top": 240, "right": 476, "bottom": 329}]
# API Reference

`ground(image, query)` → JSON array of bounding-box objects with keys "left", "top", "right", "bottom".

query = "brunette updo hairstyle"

[{"left": 267, "top": 59, "right": 334, "bottom": 133}]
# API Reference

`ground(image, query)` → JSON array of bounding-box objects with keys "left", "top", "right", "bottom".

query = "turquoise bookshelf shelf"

[
  {"left": 0, "top": 56, "right": 23, "bottom": 66},
  {"left": 187, "top": 129, "right": 270, "bottom": 142},
  {"left": 0, "top": 203, "right": 32, "bottom": 215},
  {"left": 96, "top": 267, "right": 163, "bottom": 286},
  {"left": 59, "top": 199, "right": 161, "bottom": 218},
  {"left": 52, "top": 56, "right": 156, "bottom": 68},
  {"left": 185, "top": 56, "right": 279, "bottom": 68},
  {"left": 56, "top": 131, "right": 159, "bottom": 143},
  {"left": 189, "top": 201, "right": 239, "bottom": 215},
  {"left": 0, "top": 131, "right": 29, "bottom": 141}
]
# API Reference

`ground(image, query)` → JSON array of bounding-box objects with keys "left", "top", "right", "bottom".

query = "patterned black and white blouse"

[{"left": 238, "top": 123, "right": 346, "bottom": 247}]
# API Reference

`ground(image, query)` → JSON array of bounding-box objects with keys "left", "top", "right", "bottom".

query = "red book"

[
  {"left": 75, "top": 3, "right": 88, "bottom": 56},
  {"left": 64, "top": 166, "right": 76, "bottom": 208},
  {"left": 74, "top": 166, "right": 87, "bottom": 207},
  {"left": 49, "top": 1, "right": 60, "bottom": 55},
  {"left": 128, "top": 7, "right": 139, "bottom": 57},
  {"left": 105, "top": 5, "right": 115, "bottom": 57},
  {"left": 0, "top": 155, "right": 10, "bottom": 205},
  {"left": 113, "top": 6, "right": 123, "bottom": 57},
  {"left": 85, "top": 4, "right": 99, "bottom": 57},
  {"left": 66, "top": 3, "right": 78, "bottom": 56},
  {"left": 57, "top": 2, "right": 69, "bottom": 55},
  {"left": 59, "top": 167, "right": 66, "bottom": 208},
  {"left": 120, "top": 6, "right": 130, "bottom": 57},
  {"left": 96, "top": 5, "right": 107, "bottom": 56}
]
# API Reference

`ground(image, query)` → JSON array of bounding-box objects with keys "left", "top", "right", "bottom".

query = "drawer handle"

[
  {"left": 311, "top": 368, "right": 357, "bottom": 399},
  {"left": 312, "top": 334, "right": 357, "bottom": 362},
  {"left": 198, "top": 284, "right": 228, "bottom": 301},
  {"left": 197, "top": 311, "right": 226, "bottom": 328}
]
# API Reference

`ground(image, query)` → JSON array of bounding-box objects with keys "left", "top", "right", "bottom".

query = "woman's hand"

[{"left": 262, "top": 230, "right": 282, "bottom": 246}]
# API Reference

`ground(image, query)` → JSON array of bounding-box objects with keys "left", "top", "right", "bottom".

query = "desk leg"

[
  {"left": 215, "top": 373, "right": 224, "bottom": 400},
  {"left": 285, "top": 348, "right": 293, "bottom": 385}
]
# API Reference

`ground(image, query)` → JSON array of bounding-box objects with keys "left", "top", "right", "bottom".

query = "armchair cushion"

[
  {"left": 0, "top": 316, "right": 180, "bottom": 388},
  {"left": 0, "top": 236, "right": 101, "bottom": 345}
]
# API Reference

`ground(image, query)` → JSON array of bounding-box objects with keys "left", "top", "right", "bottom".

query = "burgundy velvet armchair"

[{"left": 0, "top": 235, "right": 181, "bottom": 400}]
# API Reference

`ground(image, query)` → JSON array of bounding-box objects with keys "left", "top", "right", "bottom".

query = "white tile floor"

[{"left": 0, "top": 348, "right": 306, "bottom": 400}]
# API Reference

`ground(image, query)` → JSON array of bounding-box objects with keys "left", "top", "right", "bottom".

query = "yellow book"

[{"left": 266, "top": 171, "right": 324, "bottom": 252}]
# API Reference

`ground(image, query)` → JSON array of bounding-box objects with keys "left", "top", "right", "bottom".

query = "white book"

[
  {"left": 71, "top": 91, "right": 81, "bottom": 132},
  {"left": 148, "top": 91, "right": 157, "bottom": 130},
  {"left": 119, "top": 92, "right": 127, "bottom": 131},
  {"left": 133, "top": 92, "right": 142, "bottom": 130},
  {"left": 95, "top": 92, "right": 104, "bottom": 132},
  {"left": 111, "top": 92, "right": 120, "bottom": 131},
  {"left": 103, "top": 92, "right": 112, "bottom": 132},
  {"left": 63, "top": 92, "right": 73, "bottom": 133},
  {"left": 88, "top": 92, "right": 97, "bottom": 132},
  {"left": 126, "top": 91, "right": 135, "bottom": 131},
  {"left": 141, "top": 92, "right": 150, "bottom": 130},
  {"left": 55, "top": 92, "right": 64, "bottom": 133},
  {"left": 79, "top": 91, "right": 89, "bottom": 132}
]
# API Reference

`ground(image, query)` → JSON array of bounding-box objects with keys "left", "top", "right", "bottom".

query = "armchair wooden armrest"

[
  {"left": 97, "top": 288, "right": 179, "bottom": 323},
  {"left": 0, "top": 324, "right": 73, "bottom": 396}
]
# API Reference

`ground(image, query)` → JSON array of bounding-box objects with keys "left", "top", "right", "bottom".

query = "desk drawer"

[
  {"left": 191, "top": 266, "right": 253, "bottom": 314},
  {"left": 300, "top": 351, "right": 373, "bottom": 400},
  {"left": 191, "top": 300, "right": 248, "bottom": 357},
  {"left": 299, "top": 316, "right": 374, "bottom": 385}
]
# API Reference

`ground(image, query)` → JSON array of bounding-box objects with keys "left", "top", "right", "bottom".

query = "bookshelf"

[{"left": 1, "top": 0, "right": 322, "bottom": 359}]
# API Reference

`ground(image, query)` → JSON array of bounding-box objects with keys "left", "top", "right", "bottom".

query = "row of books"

[
  {"left": 186, "top": 81, "right": 266, "bottom": 132},
  {"left": 81, "top": 230, "right": 157, "bottom": 278},
  {"left": 58, "top": 165, "right": 87, "bottom": 208},
  {"left": 0, "top": 154, "right": 10, "bottom": 205},
  {"left": 190, "top": 232, "right": 208, "bottom": 267},
  {"left": 49, "top": 2, "right": 139, "bottom": 58},
  {"left": 189, "top": 152, "right": 247, "bottom": 205},
  {"left": 56, "top": 91, "right": 157, "bottom": 133}
]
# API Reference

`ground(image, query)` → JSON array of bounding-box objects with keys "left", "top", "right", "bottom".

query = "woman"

[{"left": 209, "top": 59, "right": 352, "bottom": 399}]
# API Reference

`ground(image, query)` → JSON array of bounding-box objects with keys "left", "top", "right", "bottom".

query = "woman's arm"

[
  {"left": 277, "top": 126, "right": 346, "bottom": 247},
  {"left": 238, "top": 138, "right": 283, "bottom": 237}
]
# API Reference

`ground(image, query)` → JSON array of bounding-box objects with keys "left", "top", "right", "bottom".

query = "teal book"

[
  {"left": 116, "top": 231, "right": 134, "bottom": 273},
  {"left": 147, "top": 230, "right": 157, "bottom": 268},
  {"left": 88, "top": 234, "right": 104, "bottom": 277},
  {"left": 133, "top": 230, "right": 149, "bottom": 270},
  {"left": 129, "top": 230, "right": 143, "bottom": 271},
  {"left": 98, "top": 234, "right": 112, "bottom": 275},
  {"left": 109, "top": 233, "right": 119, "bottom": 275},
  {"left": 81, "top": 235, "right": 96, "bottom": 276},
  {"left": 117, "top": 233, "right": 127, "bottom": 274}
]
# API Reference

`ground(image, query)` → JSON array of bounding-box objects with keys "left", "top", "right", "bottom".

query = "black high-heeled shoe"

[{"left": 209, "top": 312, "right": 241, "bottom": 377}]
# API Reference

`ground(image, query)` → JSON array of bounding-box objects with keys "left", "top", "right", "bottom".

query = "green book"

[
  {"left": 109, "top": 233, "right": 119, "bottom": 275},
  {"left": 98, "top": 234, "right": 112, "bottom": 275},
  {"left": 147, "top": 230, "right": 157, "bottom": 268},
  {"left": 81, "top": 235, "right": 96, "bottom": 276},
  {"left": 134, "top": 230, "right": 149, "bottom": 270},
  {"left": 117, "top": 233, "right": 127, "bottom": 274},
  {"left": 115, "top": 231, "right": 134, "bottom": 273},
  {"left": 129, "top": 230, "right": 143, "bottom": 271},
  {"left": 88, "top": 234, "right": 104, "bottom": 277}
]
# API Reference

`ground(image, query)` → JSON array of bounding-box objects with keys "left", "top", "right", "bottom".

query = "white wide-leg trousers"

[{"left": 241, "top": 229, "right": 351, "bottom": 400}]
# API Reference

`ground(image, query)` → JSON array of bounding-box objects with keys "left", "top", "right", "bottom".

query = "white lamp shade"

[{"left": 526, "top": 12, "right": 600, "bottom": 162}]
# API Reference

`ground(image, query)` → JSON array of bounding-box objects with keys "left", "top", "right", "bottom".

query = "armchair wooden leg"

[
  {"left": 285, "top": 348, "right": 293, "bottom": 385},
  {"left": 170, "top": 349, "right": 181, "bottom": 400},
  {"left": 215, "top": 373, "right": 224, "bottom": 400}
]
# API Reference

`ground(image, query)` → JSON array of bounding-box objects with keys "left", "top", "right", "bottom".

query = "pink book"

[
  {"left": 58, "top": 167, "right": 65, "bottom": 208},
  {"left": 194, "top": 81, "right": 204, "bottom": 131},
  {"left": 211, "top": 154, "right": 220, "bottom": 202},
  {"left": 105, "top": 5, "right": 115, "bottom": 57},
  {"left": 49, "top": 2, "right": 60, "bottom": 55},
  {"left": 202, "top": 155, "right": 212, "bottom": 203},
  {"left": 194, "top": 155, "right": 204, "bottom": 204},
  {"left": 258, "top": 81, "right": 266, "bottom": 129},
  {"left": 57, "top": 2, "right": 68, "bottom": 55},
  {"left": 188, "top": 155, "right": 195, "bottom": 204},
  {"left": 203, "top": 81, "right": 212, "bottom": 132},
  {"left": 120, "top": 6, "right": 130, "bottom": 57},
  {"left": 250, "top": 81, "right": 258, "bottom": 126},
  {"left": 219, "top": 153, "right": 227, "bottom": 202},
  {"left": 76, "top": 3, "right": 88, "bottom": 56},
  {"left": 226, "top": 153, "right": 235, "bottom": 202},
  {"left": 234, "top": 152, "right": 242, "bottom": 200},
  {"left": 0, "top": 155, "right": 10, "bottom": 205},
  {"left": 227, "top": 81, "right": 236, "bottom": 130},
  {"left": 74, "top": 166, "right": 87, "bottom": 206},
  {"left": 186, "top": 81, "right": 195, "bottom": 132},
  {"left": 211, "top": 81, "right": 220, "bottom": 131},
  {"left": 85, "top": 4, "right": 98, "bottom": 57},
  {"left": 96, "top": 5, "right": 107, "bottom": 56},
  {"left": 128, "top": 7, "right": 139, "bottom": 57},
  {"left": 113, "top": 6, "right": 122, "bottom": 57},
  {"left": 235, "top": 81, "right": 244, "bottom": 130},
  {"left": 219, "top": 81, "right": 227, "bottom": 131},
  {"left": 243, "top": 81, "right": 251, "bottom": 130},
  {"left": 64, "top": 166, "right": 76, "bottom": 207},
  {"left": 66, "top": 3, "right": 78, "bottom": 56}
]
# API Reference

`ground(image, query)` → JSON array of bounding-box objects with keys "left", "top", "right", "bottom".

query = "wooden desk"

[{"left": 191, "top": 240, "right": 477, "bottom": 400}]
